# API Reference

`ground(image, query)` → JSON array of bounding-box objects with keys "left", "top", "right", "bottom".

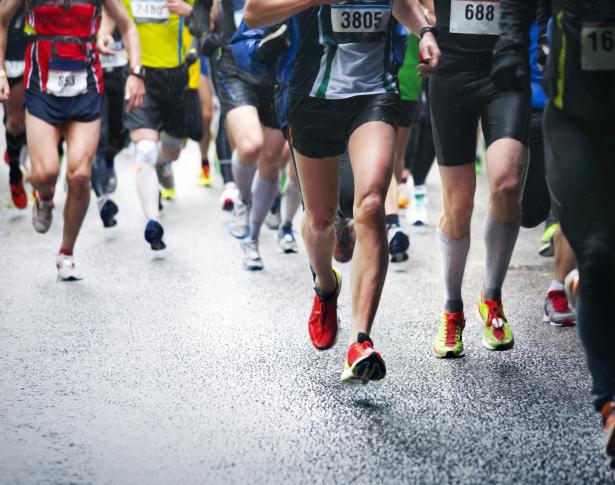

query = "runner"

[
  {"left": 210, "top": 0, "right": 292, "bottom": 271},
  {"left": 2, "top": 7, "right": 30, "bottom": 209},
  {"left": 429, "top": 0, "right": 530, "bottom": 358},
  {"left": 493, "top": 0, "right": 615, "bottom": 463},
  {"left": 0, "top": 0, "right": 144, "bottom": 280},
  {"left": 103, "top": 0, "right": 194, "bottom": 249},
  {"left": 197, "top": 54, "right": 214, "bottom": 187},
  {"left": 244, "top": 0, "right": 440, "bottom": 383},
  {"left": 92, "top": 27, "right": 129, "bottom": 228}
]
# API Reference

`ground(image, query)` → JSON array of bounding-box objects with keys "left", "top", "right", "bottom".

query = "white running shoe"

[
  {"left": 220, "top": 182, "right": 238, "bottom": 212},
  {"left": 277, "top": 224, "right": 299, "bottom": 253},
  {"left": 241, "top": 237, "right": 264, "bottom": 271},
  {"left": 56, "top": 254, "right": 82, "bottom": 281},
  {"left": 228, "top": 199, "right": 250, "bottom": 239},
  {"left": 407, "top": 185, "right": 429, "bottom": 226},
  {"left": 32, "top": 193, "right": 53, "bottom": 233}
]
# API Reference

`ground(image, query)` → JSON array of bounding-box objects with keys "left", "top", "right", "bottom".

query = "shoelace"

[
  {"left": 486, "top": 300, "right": 505, "bottom": 329},
  {"left": 548, "top": 291, "right": 570, "bottom": 313},
  {"left": 445, "top": 316, "right": 464, "bottom": 345}
]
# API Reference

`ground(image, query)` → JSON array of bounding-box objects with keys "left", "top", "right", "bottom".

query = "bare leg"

[{"left": 26, "top": 112, "right": 63, "bottom": 201}]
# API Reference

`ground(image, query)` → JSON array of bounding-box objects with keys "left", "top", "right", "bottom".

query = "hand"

[
  {"left": 537, "top": 37, "right": 550, "bottom": 72},
  {"left": 97, "top": 34, "right": 116, "bottom": 56},
  {"left": 491, "top": 50, "right": 529, "bottom": 91},
  {"left": 254, "top": 23, "right": 290, "bottom": 64},
  {"left": 124, "top": 74, "right": 145, "bottom": 112},
  {"left": 166, "top": 0, "right": 192, "bottom": 17},
  {"left": 0, "top": 76, "right": 9, "bottom": 101},
  {"left": 418, "top": 32, "right": 440, "bottom": 78},
  {"left": 199, "top": 32, "right": 223, "bottom": 57}
]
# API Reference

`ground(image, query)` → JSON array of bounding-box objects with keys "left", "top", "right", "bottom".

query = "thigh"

[
  {"left": 287, "top": 95, "right": 346, "bottom": 159},
  {"left": 6, "top": 79, "right": 25, "bottom": 126},
  {"left": 25, "top": 110, "right": 63, "bottom": 173},
  {"left": 348, "top": 120, "right": 395, "bottom": 203},
  {"left": 294, "top": 150, "right": 340, "bottom": 220},
  {"left": 65, "top": 119, "right": 101, "bottom": 174},
  {"left": 225, "top": 104, "right": 262, "bottom": 147},
  {"left": 198, "top": 74, "right": 214, "bottom": 119},
  {"left": 429, "top": 71, "right": 481, "bottom": 166}
]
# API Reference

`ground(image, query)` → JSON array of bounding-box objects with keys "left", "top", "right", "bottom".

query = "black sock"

[
  {"left": 202, "top": 158, "right": 210, "bottom": 168},
  {"left": 357, "top": 332, "right": 372, "bottom": 345},
  {"left": 9, "top": 161, "right": 22, "bottom": 185},
  {"left": 6, "top": 131, "right": 26, "bottom": 185},
  {"left": 386, "top": 214, "right": 400, "bottom": 227}
]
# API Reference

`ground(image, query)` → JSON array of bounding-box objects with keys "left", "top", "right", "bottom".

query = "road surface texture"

[{"left": 1, "top": 140, "right": 613, "bottom": 484}]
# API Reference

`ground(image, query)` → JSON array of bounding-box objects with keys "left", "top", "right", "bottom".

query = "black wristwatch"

[
  {"left": 130, "top": 65, "right": 145, "bottom": 79},
  {"left": 419, "top": 26, "right": 436, "bottom": 40}
]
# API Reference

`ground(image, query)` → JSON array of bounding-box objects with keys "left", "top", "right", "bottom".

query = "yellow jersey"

[
  {"left": 182, "top": 27, "right": 201, "bottom": 90},
  {"left": 122, "top": 0, "right": 194, "bottom": 68}
]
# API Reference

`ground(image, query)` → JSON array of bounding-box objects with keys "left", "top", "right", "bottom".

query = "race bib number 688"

[{"left": 450, "top": 0, "right": 501, "bottom": 36}]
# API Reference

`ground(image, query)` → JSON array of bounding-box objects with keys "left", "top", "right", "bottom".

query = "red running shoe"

[
  {"left": 10, "top": 178, "right": 28, "bottom": 209},
  {"left": 341, "top": 333, "right": 386, "bottom": 384},
  {"left": 308, "top": 268, "right": 341, "bottom": 350},
  {"left": 602, "top": 401, "right": 615, "bottom": 461}
]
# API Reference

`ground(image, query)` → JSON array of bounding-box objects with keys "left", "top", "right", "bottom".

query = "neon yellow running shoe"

[
  {"left": 478, "top": 292, "right": 514, "bottom": 351},
  {"left": 433, "top": 311, "right": 465, "bottom": 358},
  {"left": 199, "top": 164, "right": 213, "bottom": 187},
  {"left": 161, "top": 188, "right": 175, "bottom": 201}
]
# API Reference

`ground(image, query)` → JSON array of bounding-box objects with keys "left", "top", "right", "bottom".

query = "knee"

[
  {"left": 135, "top": 139, "right": 159, "bottom": 166},
  {"left": 236, "top": 133, "right": 263, "bottom": 163},
  {"left": 6, "top": 113, "right": 25, "bottom": 134},
  {"left": 66, "top": 167, "right": 91, "bottom": 189},
  {"left": 305, "top": 209, "right": 337, "bottom": 234},
  {"left": 444, "top": 198, "right": 474, "bottom": 231},
  {"left": 201, "top": 108, "right": 213, "bottom": 128},
  {"left": 492, "top": 173, "right": 523, "bottom": 201},
  {"left": 354, "top": 192, "right": 385, "bottom": 224}
]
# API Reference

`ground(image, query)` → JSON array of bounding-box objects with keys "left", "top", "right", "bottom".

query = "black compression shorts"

[
  {"left": 397, "top": 100, "right": 419, "bottom": 128},
  {"left": 123, "top": 65, "right": 189, "bottom": 139},
  {"left": 429, "top": 69, "right": 530, "bottom": 166},
  {"left": 288, "top": 93, "right": 400, "bottom": 159},
  {"left": 210, "top": 62, "right": 279, "bottom": 129}
]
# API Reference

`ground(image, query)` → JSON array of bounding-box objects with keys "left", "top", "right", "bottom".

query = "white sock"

[
  {"left": 135, "top": 139, "right": 160, "bottom": 221},
  {"left": 484, "top": 216, "right": 520, "bottom": 300},
  {"left": 437, "top": 228, "right": 470, "bottom": 313},
  {"left": 250, "top": 173, "right": 279, "bottom": 240},
  {"left": 548, "top": 280, "right": 565, "bottom": 293},
  {"left": 231, "top": 150, "right": 257, "bottom": 204}
]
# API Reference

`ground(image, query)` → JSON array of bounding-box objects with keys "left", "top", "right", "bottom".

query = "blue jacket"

[{"left": 529, "top": 22, "right": 548, "bottom": 110}]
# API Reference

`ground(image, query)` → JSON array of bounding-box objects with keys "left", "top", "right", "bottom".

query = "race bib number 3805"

[
  {"left": 331, "top": 4, "right": 391, "bottom": 34},
  {"left": 450, "top": 0, "right": 501, "bottom": 36},
  {"left": 581, "top": 24, "right": 615, "bottom": 71}
]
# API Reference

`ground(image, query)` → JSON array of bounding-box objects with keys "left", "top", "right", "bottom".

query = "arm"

[
  {"left": 0, "top": 0, "right": 22, "bottom": 100},
  {"left": 103, "top": 0, "right": 146, "bottom": 110},
  {"left": 393, "top": 0, "right": 440, "bottom": 77},
  {"left": 230, "top": 22, "right": 272, "bottom": 78},
  {"left": 244, "top": 0, "right": 323, "bottom": 29},
  {"left": 491, "top": 0, "right": 536, "bottom": 91}
]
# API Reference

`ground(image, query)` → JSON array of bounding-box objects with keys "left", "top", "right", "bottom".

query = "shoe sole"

[
  {"left": 433, "top": 347, "right": 465, "bottom": 359},
  {"left": 244, "top": 262, "right": 264, "bottom": 271},
  {"left": 390, "top": 252, "right": 408, "bottom": 263},
  {"left": 542, "top": 314, "right": 575, "bottom": 327},
  {"left": 277, "top": 243, "right": 298, "bottom": 254},
  {"left": 227, "top": 223, "right": 248, "bottom": 240},
  {"left": 340, "top": 352, "right": 386, "bottom": 384}
]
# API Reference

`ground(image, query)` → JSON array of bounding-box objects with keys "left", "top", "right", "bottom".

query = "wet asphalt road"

[{"left": 1, "top": 140, "right": 614, "bottom": 485}]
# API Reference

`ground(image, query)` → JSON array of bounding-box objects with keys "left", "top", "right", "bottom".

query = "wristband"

[
  {"left": 0, "top": 68, "right": 6, "bottom": 79},
  {"left": 419, "top": 26, "right": 436, "bottom": 40},
  {"left": 130, "top": 65, "right": 145, "bottom": 79}
]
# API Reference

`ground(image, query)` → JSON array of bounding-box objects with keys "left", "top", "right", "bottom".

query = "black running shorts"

[
  {"left": 123, "top": 65, "right": 189, "bottom": 139},
  {"left": 397, "top": 100, "right": 419, "bottom": 128},
  {"left": 210, "top": 61, "right": 279, "bottom": 129},
  {"left": 429, "top": 69, "right": 530, "bottom": 166},
  {"left": 288, "top": 93, "right": 400, "bottom": 159}
]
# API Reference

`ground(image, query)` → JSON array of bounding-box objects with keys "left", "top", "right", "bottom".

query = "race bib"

[
  {"left": 131, "top": 0, "right": 169, "bottom": 24},
  {"left": 100, "top": 41, "right": 129, "bottom": 70},
  {"left": 5, "top": 60, "right": 25, "bottom": 78},
  {"left": 331, "top": 4, "right": 391, "bottom": 34},
  {"left": 46, "top": 58, "right": 88, "bottom": 97},
  {"left": 450, "top": 0, "right": 501, "bottom": 36},
  {"left": 581, "top": 24, "right": 615, "bottom": 70}
]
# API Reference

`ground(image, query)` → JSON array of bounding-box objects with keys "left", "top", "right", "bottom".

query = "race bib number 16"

[
  {"left": 450, "top": 0, "right": 501, "bottom": 36},
  {"left": 581, "top": 24, "right": 615, "bottom": 71}
]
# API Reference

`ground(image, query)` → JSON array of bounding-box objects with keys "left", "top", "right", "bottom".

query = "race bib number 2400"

[{"left": 450, "top": 0, "right": 500, "bottom": 36}]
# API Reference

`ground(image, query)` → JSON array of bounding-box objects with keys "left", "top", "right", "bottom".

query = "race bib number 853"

[
  {"left": 450, "top": 0, "right": 501, "bottom": 36},
  {"left": 331, "top": 5, "right": 391, "bottom": 33}
]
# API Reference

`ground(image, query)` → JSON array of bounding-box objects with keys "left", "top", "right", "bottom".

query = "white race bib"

[
  {"left": 100, "top": 41, "right": 129, "bottom": 70},
  {"left": 131, "top": 0, "right": 169, "bottom": 24},
  {"left": 331, "top": 5, "right": 391, "bottom": 33},
  {"left": 581, "top": 24, "right": 615, "bottom": 70},
  {"left": 450, "top": 0, "right": 501, "bottom": 36},
  {"left": 5, "top": 60, "right": 25, "bottom": 78},
  {"left": 46, "top": 69, "right": 88, "bottom": 97}
]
